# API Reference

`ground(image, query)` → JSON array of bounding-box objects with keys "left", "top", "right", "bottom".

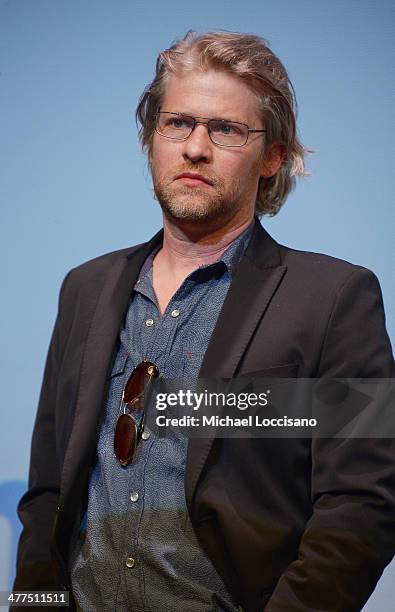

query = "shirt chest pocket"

[
  {"left": 98, "top": 351, "right": 130, "bottom": 440},
  {"left": 107, "top": 348, "right": 129, "bottom": 379}
]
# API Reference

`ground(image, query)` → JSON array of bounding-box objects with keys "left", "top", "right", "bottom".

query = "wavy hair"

[{"left": 136, "top": 30, "right": 308, "bottom": 216}]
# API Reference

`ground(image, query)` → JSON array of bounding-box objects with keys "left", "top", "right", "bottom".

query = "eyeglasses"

[
  {"left": 155, "top": 111, "right": 266, "bottom": 147},
  {"left": 114, "top": 360, "right": 159, "bottom": 466}
]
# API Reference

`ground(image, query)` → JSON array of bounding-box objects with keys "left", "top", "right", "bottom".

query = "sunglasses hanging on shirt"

[{"left": 114, "top": 360, "right": 159, "bottom": 466}]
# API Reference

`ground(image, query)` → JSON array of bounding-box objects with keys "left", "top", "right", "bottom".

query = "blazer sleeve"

[
  {"left": 264, "top": 267, "right": 395, "bottom": 612},
  {"left": 13, "top": 272, "right": 72, "bottom": 590}
]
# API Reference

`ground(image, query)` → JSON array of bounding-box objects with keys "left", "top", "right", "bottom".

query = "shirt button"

[
  {"left": 146, "top": 318, "right": 154, "bottom": 327},
  {"left": 130, "top": 492, "right": 139, "bottom": 502},
  {"left": 171, "top": 309, "right": 180, "bottom": 318},
  {"left": 142, "top": 429, "right": 150, "bottom": 440},
  {"left": 125, "top": 556, "right": 135, "bottom": 568}
]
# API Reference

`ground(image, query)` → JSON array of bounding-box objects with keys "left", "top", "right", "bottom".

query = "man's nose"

[{"left": 182, "top": 123, "right": 213, "bottom": 163}]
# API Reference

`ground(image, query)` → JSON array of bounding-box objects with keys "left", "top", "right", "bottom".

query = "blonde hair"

[{"left": 136, "top": 30, "right": 308, "bottom": 216}]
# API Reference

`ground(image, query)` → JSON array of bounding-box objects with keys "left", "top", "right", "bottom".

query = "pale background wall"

[{"left": 1, "top": 1, "right": 394, "bottom": 608}]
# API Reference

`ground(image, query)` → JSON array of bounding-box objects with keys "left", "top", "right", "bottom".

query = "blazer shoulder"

[
  {"left": 251, "top": 221, "right": 379, "bottom": 291},
  {"left": 55, "top": 241, "right": 149, "bottom": 310},
  {"left": 280, "top": 243, "right": 362, "bottom": 269},
  {"left": 68, "top": 242, "right": 145, "bottom": 278},
  {"left": 278, "top": 243, "right": 380, "bottom": 290}
]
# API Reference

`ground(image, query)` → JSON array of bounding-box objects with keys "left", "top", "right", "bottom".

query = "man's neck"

[
  {"left": 156, "top": 213, "right": 254, "bottom": 275},
  {"left": 151, "top": 212, "right": 254, "bottom": 315}
]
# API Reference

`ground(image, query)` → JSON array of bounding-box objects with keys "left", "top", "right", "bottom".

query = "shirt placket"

[{"left": 122, "top": 285, "right": 183, "bottom": 609}]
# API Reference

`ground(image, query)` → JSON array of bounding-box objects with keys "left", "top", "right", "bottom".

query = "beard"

[{"left": 151, "top": 165, "right": 246, "bottom": 224}]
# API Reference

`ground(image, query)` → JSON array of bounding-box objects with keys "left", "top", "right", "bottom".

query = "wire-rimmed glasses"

[{"left": 155, "top": 111, "right": 266, "bottom": 147}]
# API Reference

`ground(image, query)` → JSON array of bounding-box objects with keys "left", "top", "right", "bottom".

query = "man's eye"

[
  {"left": 166, "top": 117, "right": 191, "bottom": 129},
  {"left": 210, "top": 121, "right": 241, "bottom": 136},
  {"left": 220, "top": 123, "right": 235, "bottom": 134},
  {"left": 173, "top": 118, "right": 186, "bottom": 128}
]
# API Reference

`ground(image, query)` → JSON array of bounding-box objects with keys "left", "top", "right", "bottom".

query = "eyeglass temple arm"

[{"left": 138, "top": 372, "right": 158, "bottom": 436}]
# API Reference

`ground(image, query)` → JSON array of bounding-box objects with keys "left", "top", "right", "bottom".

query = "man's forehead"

[{"left": 161, "top": 69, "right": 261, "bottom": 123}]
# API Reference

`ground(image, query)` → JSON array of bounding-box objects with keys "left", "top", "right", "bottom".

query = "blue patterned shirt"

[{"left": 70, "top": 224, "right": 253, "bottom": 611}]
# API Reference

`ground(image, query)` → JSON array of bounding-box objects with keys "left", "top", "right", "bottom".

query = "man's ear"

[{"left": 260, "top": 142, "right": 286, "bottom": 178}]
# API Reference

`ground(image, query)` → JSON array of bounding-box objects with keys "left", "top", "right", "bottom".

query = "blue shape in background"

[{"left": 0, "top": 481, "right": 26, "bottom": 589}]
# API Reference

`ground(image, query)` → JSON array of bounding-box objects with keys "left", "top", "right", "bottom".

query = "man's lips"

[{"left": 174, "top": 172, "right": 213, "bottom": 186}]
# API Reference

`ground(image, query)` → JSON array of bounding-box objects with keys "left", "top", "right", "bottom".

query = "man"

[{"left": 14, "top": 31, "right": 394, "bottom": 611}]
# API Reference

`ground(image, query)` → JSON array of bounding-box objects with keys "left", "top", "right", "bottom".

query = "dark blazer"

[{"left": 14, "top": 220, "right": 395, "bottom": 611}]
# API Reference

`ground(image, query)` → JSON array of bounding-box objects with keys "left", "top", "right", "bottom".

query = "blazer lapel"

[
  {"left": 185, "top": 220, "right": 287, "bottom": 511},
  {"left": 59, "top": 231, "right": 163, "bottom": 505}
]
